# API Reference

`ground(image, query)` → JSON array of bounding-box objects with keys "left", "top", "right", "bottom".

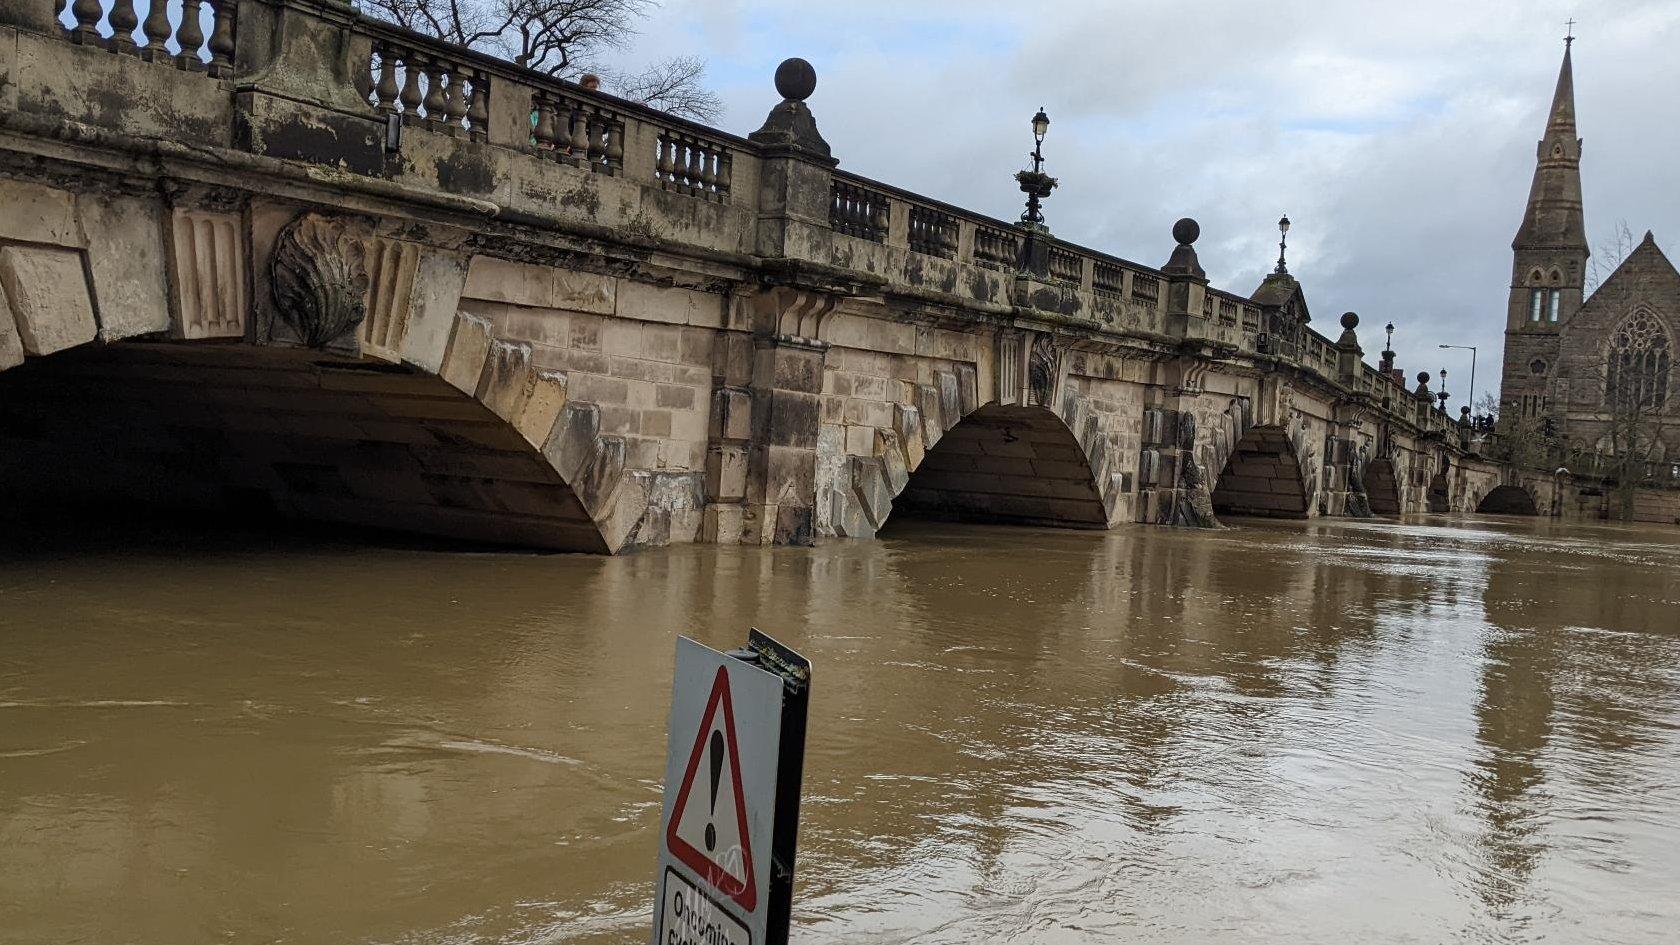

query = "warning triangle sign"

[{"left": 666, "top": 665, "right": 758, "bottom": 912}]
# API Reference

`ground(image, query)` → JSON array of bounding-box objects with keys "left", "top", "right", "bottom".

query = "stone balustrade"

[
  {"left": 655, "top": 130, "right": 731, "bottom": 201},
  {"left": 58, "top": 0, "right": 235, "bottom": 74},
  {"left": 369, "top": 38, "right": 490, "bottom": 140},
  {"left": 973, "top": 225, "right": 1019, "bottom": 271},
  {"left": 1047, "top": 245, "right": 1082, "bottom": 286},
  {"left": 831, "top": 177, "right": 890, "bottom": 242},
  {"left": 906, "top": 204, "right": 958, "bottom": 259}
]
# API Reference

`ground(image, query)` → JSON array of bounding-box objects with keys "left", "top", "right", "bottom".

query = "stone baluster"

[
  {"left": 398, "top": 53, "right": 423, "bottom": 123},
  {"left": 69, "top": 0, "right": 101, "bottom": 44},
  {"left": 107, "top": 0, "right": 139, "bottom": 53},
  {"left": 685, "top": 143, "right": 703, "bottom": 194},
  {"left": 175, "top": 0, "right": 205, "bottom": 70},
  {"left": 604, "top": 121, "right": 623, "bottom": 173},
  {"left": 206, "top": 0, "right": 235, "bottom": 76},
  {"left": 373, "top": 46, "right": 399, "bottom": 114},
  {"left": 532, "top": 95, "right": 557, "bottom": 152},
  {"left": 715, "top": 154, "right": 732, "bottom": 201},
  {"left": 443, "top": 69, "right": 469, "bottom": 136},
  {"left": 674, "top": 140, "right": 693, "bottom": 189},
  {"left": 699, "top": 148, "right": 717, "bottom": 197},
  {"left": 422, "top": 58, "right": 446, "bottom": 126},
  {"left": 466, "top": 73, "right": 490, "bottom": 141},
  {"left": 567, "top": 108, "right": 588, "bottom": 164},
  {"left": 655, "top": 134, "right": 674, "bottom": 185},
  {"left": 585, "top": 114, "right": 606, "bottom": 167},
  {"left": 140, "top": 0, "right": 170, "bottom": 61}
]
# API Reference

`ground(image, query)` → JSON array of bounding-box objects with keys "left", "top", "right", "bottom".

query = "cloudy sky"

[{"left": 619, "top": 0, "right": 1680, "bottom": 410}]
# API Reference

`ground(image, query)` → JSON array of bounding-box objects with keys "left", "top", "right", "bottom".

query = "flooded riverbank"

[{"left": 2, "top": 516, "right": 1678, "bottom": 944}]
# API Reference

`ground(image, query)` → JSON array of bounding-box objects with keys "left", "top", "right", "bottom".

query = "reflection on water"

[{"left": 1, "top": 516, "right": 1678, "bottom": 944}]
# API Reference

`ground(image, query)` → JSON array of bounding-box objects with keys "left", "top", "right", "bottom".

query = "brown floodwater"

[{"left": 2, "top": 515, "right": 1678, "bottom": 944}]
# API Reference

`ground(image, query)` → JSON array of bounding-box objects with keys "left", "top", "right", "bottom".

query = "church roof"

[
  {"left": 1513, "top": 41, "right": 1588, "bottom": 252},
  {"left": 1585, "top": 231, "right": 1680, "bottom": 304}
]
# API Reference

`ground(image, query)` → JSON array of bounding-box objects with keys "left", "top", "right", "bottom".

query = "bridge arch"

[
  {"left": 892, "top": 403, "right": 1109, "bottom": 528},
  {"left": 1210, "top": 424, "right": 1309, "bottom": 519},
  {"left": 0, "top": 311, "right": 633, "bottom": 553},
  {"left": 826, "top": 379, "right": 1122, "bottom": 539},
  {"left": 1475, "top": 484, "right": 1540, "bottom": 516}
]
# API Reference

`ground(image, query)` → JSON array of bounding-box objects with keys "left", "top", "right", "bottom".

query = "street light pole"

[
  {"left": 1015, "top": 108, "right": 1056, "bottom": 278},
  {"left": 1438, "top": 344, "right": 1477, "bottom": 417}
]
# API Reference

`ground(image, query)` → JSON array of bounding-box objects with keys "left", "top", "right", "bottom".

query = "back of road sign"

[{"left": 654, "top": 637, "right": 784, "bottom": 945}]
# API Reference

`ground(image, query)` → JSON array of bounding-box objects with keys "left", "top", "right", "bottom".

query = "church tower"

[{"left": 1501, "top": 37, "right": 1589, "bottom": 420}]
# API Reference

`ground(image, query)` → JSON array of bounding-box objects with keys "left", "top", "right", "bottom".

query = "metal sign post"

[{"left": 654, "top": 629, "right": 809, "bottom": 945}]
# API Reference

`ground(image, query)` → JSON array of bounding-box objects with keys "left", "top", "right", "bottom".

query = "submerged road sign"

[{"left": 654, "top": 631, "right": 809, "bottom": 945}]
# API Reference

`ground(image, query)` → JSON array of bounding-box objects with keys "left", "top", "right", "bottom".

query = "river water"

[{"left": 2, "top": 515, "right": 1678, "bottom": 944}]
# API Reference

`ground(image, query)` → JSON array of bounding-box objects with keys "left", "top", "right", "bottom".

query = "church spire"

[{"left": 1513, "top": 37, "right": 1587, "bottom": 252}]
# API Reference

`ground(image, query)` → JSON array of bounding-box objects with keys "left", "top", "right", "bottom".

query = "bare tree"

[
  {"left": 604, "top": 56, "right": 721, "bottom": 123},
  {"left": 1586, "top": 219, "right": 1636, "bottom": 296},
  {"left": 1474, "top": 391, "right": 1501, "bottom": 424},
  {"left": 1489, "top": 408, "right": 1556, "bottom": 472},
  {"left": 357, "top": 0, "right": 721, "bottom": 120},
  {"left": 1590, "top": 357, "right": 1673, "bottom": 521}
]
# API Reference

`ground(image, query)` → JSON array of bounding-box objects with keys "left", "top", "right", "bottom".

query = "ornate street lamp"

[
  {"left": 1275, "top": 214, "right": 1291, "bottom": 274},
  {"left": 1017, "top": 107, "right": 1056, "bottom": 230},
  {"left": 1438, "top": 368, "right": 1450, "bottom": 412}
]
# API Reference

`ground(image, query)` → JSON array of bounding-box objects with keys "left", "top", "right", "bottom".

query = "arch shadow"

[
  {"left": 1210, "top": 424, "right": 1308, "bottom": 519},
  {"left": 892, "top": 403, "right": 1109, "bottom": 528},
  {"left": 1364, "top": 457, "right": 1402, "bottom": 516},
  {"left": 1475, "top": 485, "right": 1540, "bottom": 516},
  {"left": 0, "top": 326, "right": 620, "bottom": 552}
]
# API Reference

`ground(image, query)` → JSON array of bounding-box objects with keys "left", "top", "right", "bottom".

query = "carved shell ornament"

[{"left": 271, "top": 212, "right": 371, "bottom": 348}]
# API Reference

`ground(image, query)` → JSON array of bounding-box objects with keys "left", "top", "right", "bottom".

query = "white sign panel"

[{"left": 654, "top": 637, "right": 784, "bottom": 945}]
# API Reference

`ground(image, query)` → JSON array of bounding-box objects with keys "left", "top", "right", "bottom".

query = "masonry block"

[
  {"left": 513, "top": 370, "right": 569, "bottom": 448},
  {"left": 849, "top": 455, "right": 893, "bottom": 528},
  {"left": 936, "top": 370, "right": 961, "bottom": 429},
  {"left": 878, "top": 429, "right": 909, "bottom": 495},
  {"left": 544, "top": 401, "right": 602, "bottom": 483},
  {"left": 0, "top": 282, "right": 22, "bottom": 370},
  {"left": 0, "top": 245, "right": 97, "bottom": 356}
]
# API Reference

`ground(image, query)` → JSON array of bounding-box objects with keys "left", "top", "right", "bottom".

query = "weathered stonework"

[{"left": 1, "top": 1, "right": 1671, "bottom": 551}]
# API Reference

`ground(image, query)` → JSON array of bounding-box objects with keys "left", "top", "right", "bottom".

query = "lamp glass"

[
  {"left": 1279, "top": 215, "right": 1291, "bottom": 234},
  {"left": 1031, "top": 109, "right": 1049, "bottom": 138}
]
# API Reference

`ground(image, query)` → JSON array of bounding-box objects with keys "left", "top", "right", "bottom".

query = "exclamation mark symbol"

[{"left": 705, "top": 729, "right": 723, "bottom": 852}]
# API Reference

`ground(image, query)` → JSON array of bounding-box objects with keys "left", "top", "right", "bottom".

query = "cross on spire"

[{"left": 1565, "top": 18, "right": 1576, "bottom": 47}]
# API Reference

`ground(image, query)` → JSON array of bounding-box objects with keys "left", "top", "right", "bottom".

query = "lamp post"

[
  {"left": 1014, "top": 107, "right": 1057, "bottom": 277},
  {"left": 1438, "top": 368, "right": 1449, "bottom": 413},
  {"left": 1275, "top": 214, "right": 1291, "bottom": 274},
  {"left": 1438, "top": 343, "right": 1477, "bottom": 420},
  {"left": 1017, "top": 108, "right": 1054, "bottom": 229}
]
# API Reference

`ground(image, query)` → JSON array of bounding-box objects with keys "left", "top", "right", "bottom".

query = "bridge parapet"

[{"left": 1, "top": 0, "right": 1588, "bottom": 548}]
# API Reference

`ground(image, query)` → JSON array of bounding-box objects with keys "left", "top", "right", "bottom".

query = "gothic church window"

[
  {"left": 1530, "top": 288, "right": 1544, "bottom": 322},
  {"left": 1529, "top": 359, "right": 1547, "bottom": 375},
  {"left": 1549, "top": 289, "right": 1561, "bottom": 321},
  {"left": 1604, "top": 311, "right": 1671, "bottom": 411}
]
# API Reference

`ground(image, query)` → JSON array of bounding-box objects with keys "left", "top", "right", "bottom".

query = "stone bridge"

[{"left": 0, "top": 0, "right": 1567, "bottom": 551}]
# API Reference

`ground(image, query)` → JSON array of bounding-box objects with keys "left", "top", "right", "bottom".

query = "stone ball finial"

[
  {"left": 1461, "top": 405, "right": 1471, "bottom": 416},
  {"left": 1340, "top": 311, "right": 1359, "bottom": 330},
  {"left": 1417, "top": 371, "right": 1432, "bottom": 385},
  {"left": 774, "top": 58, "right": 817, "bottom": 102},
  {"left": 1172, "top": 217, "right": 1200, "bottom": 246}
]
